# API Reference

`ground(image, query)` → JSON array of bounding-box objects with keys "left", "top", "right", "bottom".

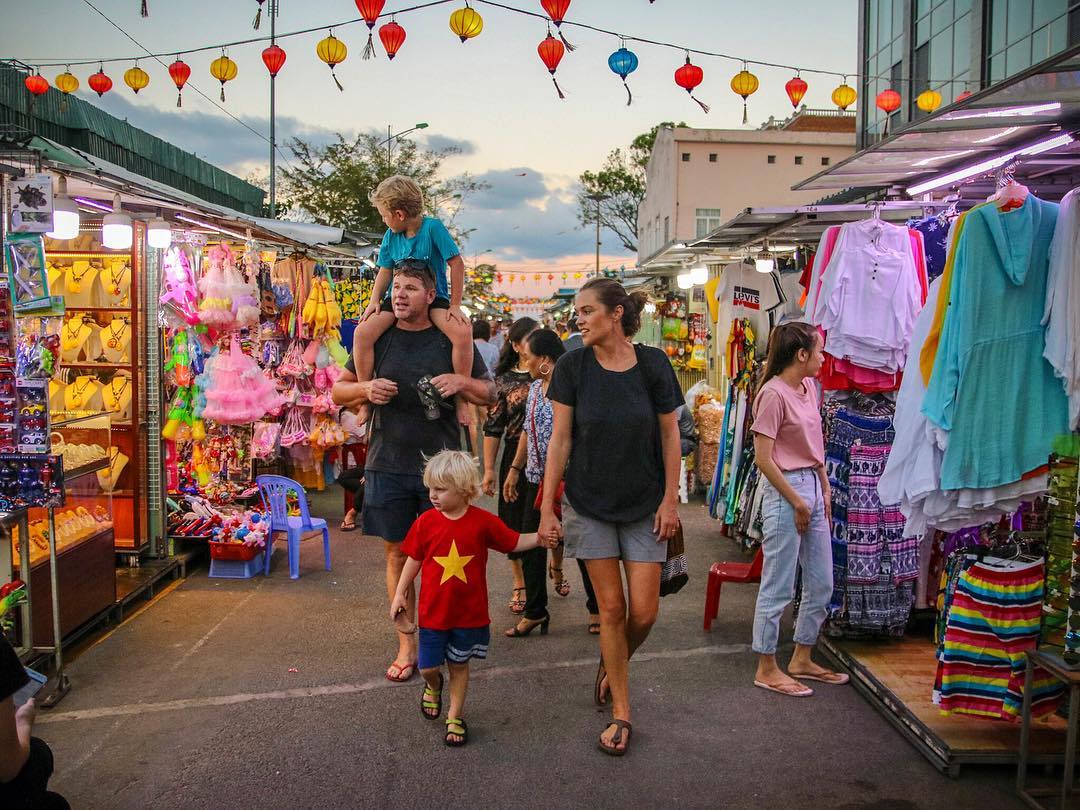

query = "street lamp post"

[
  {"left": 268, "top": 0, "right": 280, "bottom": 218},
  {"left": 382, "top": 122, "right": 429, "bottom": 166},
  {"left": 585, "top": 192, "right": 609, "bottom": 276}
]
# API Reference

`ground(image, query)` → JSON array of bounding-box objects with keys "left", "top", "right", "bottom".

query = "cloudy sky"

[{"left": 4, "top": 0, "right": 855, "bottom": 295}]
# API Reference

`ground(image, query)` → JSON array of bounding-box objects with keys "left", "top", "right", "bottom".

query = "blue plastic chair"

[{"left": 256, "top": 475, "right": 331, "bottom": 579}]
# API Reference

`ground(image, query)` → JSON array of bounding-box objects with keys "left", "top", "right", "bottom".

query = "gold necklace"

[
  {"left": 67, "top": 263, "right": 93, "bottom": 293},
  {"left": 105, "top": 321, "right": 127, "bottom": 350},
  {"left": 104, "top": 263, "right": 129, "bottom": 297},
  {"left": 107, "top": 377, "right": 129, "bottom": 410},
  {"left": 62, "top": 319, "right": 86, "bottom": 352},
  {"left": 68, "top": 377, "right": 93, "bottom": 408}
]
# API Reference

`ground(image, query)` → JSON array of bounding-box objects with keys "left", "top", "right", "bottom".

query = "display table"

[{"left": 1018, "top": 650, "right": 1080, "bottom": 809}]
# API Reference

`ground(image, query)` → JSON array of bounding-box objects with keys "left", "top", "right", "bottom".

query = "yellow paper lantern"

[
  {"left": 916, "top": 88, "right": 942, "bottom": 113},
  {"left": 831, "top": 77, "right": 857, "bottom": 111},
  {"left": 316, "top": 32, "right": 348, "bottom": 91},
  {"left": 730, "top": 64, "right": 759, "bottom": 125},
  {"left": 449, "top": 3, "right": 484, "bottom": 42},
  {"left": 210, "top": 54, "right": 238, "bottom": 102},
  {"left": 124, "top": 64, "right": 150, "bottom": 94},
  {"left": 54, "top": 69, "right": 79, "bottom": 95}
]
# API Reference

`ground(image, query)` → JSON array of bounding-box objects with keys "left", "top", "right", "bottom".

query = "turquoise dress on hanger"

[{"left": 922, "top": 194, "right": 1067, "bottom": 490}]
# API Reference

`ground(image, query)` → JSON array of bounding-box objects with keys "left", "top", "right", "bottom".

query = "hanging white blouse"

[
  {"left": 812, "top": 219, "right": 921, "bottom": 373},
  {"left": 1043, "top": 187, "right": 1080, "bottom": 429}
]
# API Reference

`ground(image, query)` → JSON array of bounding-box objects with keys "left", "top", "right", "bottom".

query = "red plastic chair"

[{"left": 703, "top": 546, "right": 764, "bottom": 631}]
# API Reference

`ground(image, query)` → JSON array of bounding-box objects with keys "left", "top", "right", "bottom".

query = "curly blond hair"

[
  {"left": 422, "top": 450, "right": 481, "bottom": 500},
  {"left": 369, "top": 175, "right": 424, "bottom": 218}
]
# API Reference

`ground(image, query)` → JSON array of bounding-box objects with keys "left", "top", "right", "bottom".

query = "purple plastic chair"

[{"left": 256, "top": 474, "right": 331, "bottom": 579}]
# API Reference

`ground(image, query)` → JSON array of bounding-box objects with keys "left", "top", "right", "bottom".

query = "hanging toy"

[
  {"left": 161, "top": 247, "right": 200, "bottom": 325},
  {"left": 161, "top": 388, "right": 194, "bottom": 441},
  {"left": 232, "top": 247, "right": 262, "bottom": 328},
  {"left": 198, "top": 243, "right": 237, "bottom": 329},
  {"left": 163, "top": 332, "right": 193, "bottom": 387}
]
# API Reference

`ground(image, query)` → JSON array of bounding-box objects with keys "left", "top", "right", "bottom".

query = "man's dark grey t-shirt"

[{"left": 346, "top": 325, "right": 488, "bottom": 476}]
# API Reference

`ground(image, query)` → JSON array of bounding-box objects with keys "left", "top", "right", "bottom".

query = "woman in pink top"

[{"left": 749, "top": 322, "right": 849, "bottom": 697}]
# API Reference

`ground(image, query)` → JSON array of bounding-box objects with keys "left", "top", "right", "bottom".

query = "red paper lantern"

[
  {"left": 674, "top": 55, "right": 709, "bottom": 113},
  {"left": 956, "top": 89, "right": 972, "bottom": 102},
  {"left": 540, "top": 0, "right": 575, "bottom": 50},
  {"left": 24, "top": 73, "right": 49, "bottom": 97},
  {"left": 785, "top": 74, "right": 808, "bottom": 108},
  {"left": 379, "top": 20, "right": 406, "bottom": 60},
  {"left": 262, "top": 44, "right": 287, "bottom": 77},
  {"left": 88, "top": 68, "right": 113, "bottom": 97},
  {"left": 166, "top": 59, "right": 191, "bottom": 108},
  {"left": 355, "top": 0, "right": 386, "bottom": 58},
  {"left": 537, "top": 31, "right": 566, "bottom": 99},
  {"left": 875, "top": 88, "right": 901, "bottom": 114}
]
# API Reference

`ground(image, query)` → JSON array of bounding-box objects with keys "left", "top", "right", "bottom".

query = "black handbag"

[{"left": 660, "top": 524, "right": 689, "bottom": 597}]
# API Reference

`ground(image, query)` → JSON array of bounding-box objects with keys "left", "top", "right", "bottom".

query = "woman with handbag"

[
  {"left": 503, "top": 329, "right": 600, "bottom": 637},
  {"left": 540, "top": 278, "right": 683, "bottom": 757},
  {"left": 481, "top": 317, "right": 538, "bottom": 615}
]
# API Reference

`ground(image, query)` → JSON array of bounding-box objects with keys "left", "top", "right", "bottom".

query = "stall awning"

[
  {"left": 690, "top": 201, "right": 949, "bottom": 253},
  {"left": 793, "top": 45, "right": 1080, "bottom": 197}
]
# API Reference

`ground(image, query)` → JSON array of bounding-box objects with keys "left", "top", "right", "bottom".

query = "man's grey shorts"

[{"left": 562, "top": 498, "right": 667, "bottom": 564}]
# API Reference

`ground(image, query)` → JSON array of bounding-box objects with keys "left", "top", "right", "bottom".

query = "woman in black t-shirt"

[
  {"left": 0, "top": 634, "right": 69, "bottom": 808},
  {"left": 541, "top": 279, "right": 682, "bottom": 757},
  {"left": 481, "top": 316, "right": 538, "bottom": 614}
]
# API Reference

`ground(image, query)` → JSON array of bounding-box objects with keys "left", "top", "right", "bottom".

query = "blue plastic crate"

[{"left": 209, "top": 549, "right": 266, "bottom": 579}]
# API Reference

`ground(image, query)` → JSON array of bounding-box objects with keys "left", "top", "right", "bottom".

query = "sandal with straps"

[
  {"left": 421, "top": 674, "right": 443, "bottom": 720},
  {"left": 445, "top": 717, "right": 468, "bottom": 747},
  {"left": 508, "top": 587, "right": 526, "bottom": 615},
  {"left": 549, "top": 564, "right": 570, "bottom": 597},
  {"left": 597, "top": 720, "right": 632, "bottom": 757}
]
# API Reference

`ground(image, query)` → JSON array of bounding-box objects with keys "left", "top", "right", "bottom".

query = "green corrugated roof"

[{"left": 0, "top": 63, "right": 264, "bottom": 214}]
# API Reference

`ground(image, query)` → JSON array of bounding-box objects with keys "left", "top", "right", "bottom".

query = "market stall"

[{"left": 763, "top": 45, "right": 1080, "bottom": 775}]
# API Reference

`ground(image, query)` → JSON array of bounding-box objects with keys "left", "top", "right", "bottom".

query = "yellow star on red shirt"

[{"left": 434, "top": 540, "right": 474, "bottom": 585}]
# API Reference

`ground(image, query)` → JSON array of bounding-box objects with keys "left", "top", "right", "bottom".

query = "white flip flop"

[{"left": 754, "top": 679, "right": 814, "bottom": 698}]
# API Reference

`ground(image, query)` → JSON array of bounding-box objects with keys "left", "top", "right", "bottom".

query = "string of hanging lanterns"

[{"left": 18, "top": 0, "right": 975, "bottom": 118}]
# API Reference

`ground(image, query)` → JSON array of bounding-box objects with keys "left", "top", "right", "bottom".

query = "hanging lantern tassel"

[
  {"left": 141, "top": 0, "right": 148, "bottom": 17},
  {"left": 253, "top": 0, "right": 265, "bottom": 29},
  {"left": 538, "top": 30, "right": 566, "bottom": 100},
  {"left": 674, "top": 55, "right": 709, "bottom": 113},
  {"left": 541, "top": 1, "right": 575, "bottom": 50},
  {"left": 608, "top": 46, "right": 639, "bottom": 106},
  {"left": 356, "top": 0, "right": 387, "bottom": 59}
]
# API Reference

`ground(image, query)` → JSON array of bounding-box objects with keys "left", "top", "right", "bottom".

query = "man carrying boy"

[{"left": 332, "top": 260, "right": 494, "bottom": 684}]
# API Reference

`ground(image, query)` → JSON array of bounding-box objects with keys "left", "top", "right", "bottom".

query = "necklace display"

[
  {"left": 105, "top": 320, "right": 127, "bottom": 350},
  {"left": 66, "top": 376, "right": 95, "bottom": 409},
  {"left": 104, "top": 374, "right": 131, "bottom": 418},
  {"left": 61, "top": 318, "right": 91, "bottom": 353},
  {"left": 66, "top": 262, "right": 93, "bottom": 294},
  {"left": 104, "top": 263, "right": 128, "bottom": 297}
]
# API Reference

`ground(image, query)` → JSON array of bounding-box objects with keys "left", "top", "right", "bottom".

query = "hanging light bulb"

[
  {"left": 147, "top": 211, "right": 172, "bottom": 249},
  {"left": 690, "top": 262, "right": 708, "bottom": 285},
  {"left": 676, "top": 272, "right": 693, "bottom": 290},
  {"left": 754, "top": 242, "right": 775, "bottom": 274},
  {"left": 101, "top": 193, "right": 133, "bottom": 250},
  {"left": 47, "top": 176, "right": 80, "bottom": 240}
]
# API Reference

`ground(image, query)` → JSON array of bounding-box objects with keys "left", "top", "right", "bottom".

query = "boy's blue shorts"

[{"left": 418, "top": 626, "right": 490, "bottom": 670}]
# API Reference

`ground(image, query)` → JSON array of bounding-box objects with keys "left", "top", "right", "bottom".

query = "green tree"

[
  {"left": 577, "top": 121, "right": 686, "bottom": 253},
  {"left": 277, "top": 132, "right": 486, "bottom": 241}
]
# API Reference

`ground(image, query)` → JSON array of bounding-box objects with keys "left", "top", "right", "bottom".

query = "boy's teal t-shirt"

[{"left": 377, "top": 216, "right": 459, "bottom": 301}]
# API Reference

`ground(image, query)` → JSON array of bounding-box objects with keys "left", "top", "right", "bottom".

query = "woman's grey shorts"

[{"left": 562, "top": 498, "right": 667, "bottom": 563}]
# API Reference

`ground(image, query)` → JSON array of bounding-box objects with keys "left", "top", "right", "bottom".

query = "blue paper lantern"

[{"left": 608, "top": 46, "right": 639, "bottom": 105}]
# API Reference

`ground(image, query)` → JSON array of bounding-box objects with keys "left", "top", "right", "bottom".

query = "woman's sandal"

[
  {"left": 420, "top": 674, "right": 443, "bottom": 720},
  {"left": 597, "top": 720, "right": 632, "bottom": 757},
  {"left": 549, "top": 564, "right": 570, "bottom": 597},
  {"left": 444, "top": 717, "right": 468, "bottom": 747},
  {"left": 340, "top": 518, "right": 356, "bottom": 532},
  {"left": 587, "top": 618, "right": 601, "bottom": 635},
  {"left": 385, "top": 661, "right": 415, "bottom": 683},
  {"left": 508, "top": 587, "right": 526, "bottom": 614},
  {"left": 594, "top": 658, "right": 609, "bottom": 706},
  {"left": 505, "top": 613, "right": 550, "bottom": 637}
]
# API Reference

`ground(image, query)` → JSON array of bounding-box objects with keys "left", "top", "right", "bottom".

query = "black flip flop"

[
  {"left": 597, "top": 720, "right": 632, "bottom": 757},
  {"left": 340, "top": 520, "right": 357, "bottom": 533}
]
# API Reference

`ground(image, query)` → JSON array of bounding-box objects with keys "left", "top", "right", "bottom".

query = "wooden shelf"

[
  {"left": 58, "top": 361, "right": 132, "bottom": 369},
  {"left": 46, "top": 251, "right": 129, "bottom": 258},
  {"left": 63, "top": 307, "right": 131, "bottom": 314}
]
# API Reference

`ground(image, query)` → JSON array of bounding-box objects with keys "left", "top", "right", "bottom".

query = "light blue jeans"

[{"left": 751, "top": 468, "right": 833, "bottom": 656}]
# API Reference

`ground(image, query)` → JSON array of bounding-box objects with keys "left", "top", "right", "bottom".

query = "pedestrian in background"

[
  {"left": 540, "top": 278, "right": 682, "bottom": 756},
  {"left": 481, "top": 317, "right": 539, "bottom": 616}
]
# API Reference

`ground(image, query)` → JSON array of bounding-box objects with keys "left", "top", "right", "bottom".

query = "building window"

[
  {"left": 681, "top": 152, "right": 690, "bottom": 162},
  {"left": 709, "top": 153, "right": 717, "bottom": 162},
  {"left": 985, "top": 0, "right": 1076, "bottom": 84},
  {"left": 821, "top": 156, "right": 831, "bottom": 166},
  {"left": 695, "top": 208, "right": 722, "bottom": 239},
  {"left": 794, "top": 156, "right": 804, "bottom": 165},
  {"left": 767, "top": 155, "right": 776, "bottom": 164}
]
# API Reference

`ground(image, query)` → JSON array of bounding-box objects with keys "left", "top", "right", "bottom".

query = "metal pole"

[
  {"left": 595, "top": 198, "right": 601, "bottom": 275},
  {"left": 388, "top": 124, "right": 393, "bottom": 166},
  {"left": 268, "top": 0, "right": 278, "bottom": 217},
  {"left": 40, "top": 506, "right": 69, "bottom": 707}
]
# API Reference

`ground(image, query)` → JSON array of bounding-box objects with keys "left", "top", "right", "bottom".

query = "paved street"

[{"left": 33, "top": 489, "right": 1022, "bottom": 809}]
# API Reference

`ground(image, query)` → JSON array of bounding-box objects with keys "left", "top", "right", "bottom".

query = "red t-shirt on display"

[{"left": 401, "top": 505, "right": 520, "bottom": 630}]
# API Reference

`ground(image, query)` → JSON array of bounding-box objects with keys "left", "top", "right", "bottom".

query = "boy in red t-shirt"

[{"left": 391, "top": 450, "right": 551, "bottom": 747}]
